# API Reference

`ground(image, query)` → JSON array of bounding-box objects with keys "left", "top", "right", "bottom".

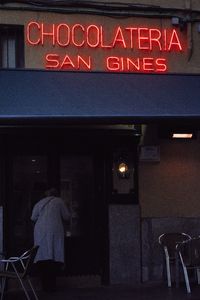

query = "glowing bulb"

[{"left": 118, "top": 163, "right": 128, "bottom": 173}]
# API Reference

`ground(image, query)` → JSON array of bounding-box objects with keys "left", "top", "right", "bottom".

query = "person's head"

[{"left": 44, "top": 187, "right": 58, "bottom": 197}]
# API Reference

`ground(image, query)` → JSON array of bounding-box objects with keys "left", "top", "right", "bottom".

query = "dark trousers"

[{"left": 36, "top": 260, "right": 62, "bottom": 292}]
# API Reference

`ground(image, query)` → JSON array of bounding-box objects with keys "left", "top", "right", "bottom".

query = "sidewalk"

[{"left": 4, "top": 282, "right": 200, "bottom": 300}]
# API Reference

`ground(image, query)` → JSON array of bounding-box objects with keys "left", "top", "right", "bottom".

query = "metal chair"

[
  {"left": 176, "top": 237, "right": 200, "bottom": 293},
  {"left": 158, "top": 232, "right": 191, "bottom": 287},
  {"left": 0, "top": 245, "right": 39, "bottom": 300}
]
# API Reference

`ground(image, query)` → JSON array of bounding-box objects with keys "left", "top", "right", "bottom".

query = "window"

[{"left": 0, "top": 25, "right": 24, "bottom": 68}]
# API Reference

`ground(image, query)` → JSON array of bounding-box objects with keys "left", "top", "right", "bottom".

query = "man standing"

[{"left": 31, "top": 188, "right": 70, "bottom": 292}]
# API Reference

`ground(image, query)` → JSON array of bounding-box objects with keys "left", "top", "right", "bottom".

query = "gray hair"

[{"left": 45, "top": 188, "right": 58, "bottom": 197}]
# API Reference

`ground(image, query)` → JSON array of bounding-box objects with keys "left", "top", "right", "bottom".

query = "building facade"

[{"left": 1, "top": 0, "right": 200, "bottom": 285}]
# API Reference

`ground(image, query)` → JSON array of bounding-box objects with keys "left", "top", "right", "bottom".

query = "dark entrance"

[
  {"left": 1, "top": 125, "right": 139, "bottom": 283},
  {"left": 2, "top": 128, "right": 110, "bottom": 281}
]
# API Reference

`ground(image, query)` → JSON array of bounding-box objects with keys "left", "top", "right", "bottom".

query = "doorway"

[
  {"left": 2, "top": 126, "right": 139, "bottom": 284},
  {"left": 3, "top": 129, "right": 109, "bottom": 281}
]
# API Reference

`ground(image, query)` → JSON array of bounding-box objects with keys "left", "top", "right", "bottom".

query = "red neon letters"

[
  {"left": 27, "top": 21, "right": 183, "bottom": 51},
  {"left": 45, "top": 54, "right": 167, "bottom": 72},
  {"left": 26, "top": 21, "right": 185, "bottom": 73},
  {"left": 46, "top": 54, "right": 92, "bottom": 70},
  {"left": 106, "top": 57, "right": 167, "bottom": 72}
]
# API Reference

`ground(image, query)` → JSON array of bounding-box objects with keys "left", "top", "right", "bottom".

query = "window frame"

[{"left": 0, "top": 24, "right": 24, "bottom": 69}]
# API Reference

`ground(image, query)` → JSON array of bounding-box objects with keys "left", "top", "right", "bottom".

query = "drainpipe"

[{"left": 185, "top": 0, "right": 193, "bottom": 61}]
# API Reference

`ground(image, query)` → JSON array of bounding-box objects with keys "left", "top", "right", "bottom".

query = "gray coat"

[{"left": 31, "top": 196, "right": 70, "bottom": 263}]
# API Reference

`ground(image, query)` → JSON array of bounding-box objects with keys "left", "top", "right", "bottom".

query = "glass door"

[
  {"left": 7, "top": 155, "right": 48, "bottom": 255},
  {"left": 6, "top": 152, "right": 106, "bottom": 277},
  {"left": 60, "top": 155, "right": 102, "bottom": 275}
]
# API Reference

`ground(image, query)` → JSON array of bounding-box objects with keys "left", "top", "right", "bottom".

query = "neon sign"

[{"left": 26, "top": 21, "right": 186, "bottom": 73}]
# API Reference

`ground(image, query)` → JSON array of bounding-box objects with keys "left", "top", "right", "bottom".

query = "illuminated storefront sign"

[{"left": 26, "top": 21, "right": 186, "bottom": 73}]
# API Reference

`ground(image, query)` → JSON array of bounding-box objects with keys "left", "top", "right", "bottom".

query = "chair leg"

[
  {"left": 182, "top": 266, "right": 191, "bottom": 293},
  {"left": 27, "top": 277, "right": 39, "bottom": 300},
  {"left": 175, "top": 252, "right": 180, "bottom": 288},
  {"left": 17, "top": 277, "right": 31, "bottom": 300},
  {"left": 197, "top": 268, "right": 200, "bottom": 285},
  {"left": 165, "top": 256, "right": 172, "bottom": 287},
  {"left": 11, "top": 264, "right": 31, "bottom": 300},
  {"left": 0, "top": 277, "right": 6, "bottom": 300}
]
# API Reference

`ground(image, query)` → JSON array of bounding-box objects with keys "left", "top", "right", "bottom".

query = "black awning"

[{"left": 0, "top": 69, "right": 200, "bottom": 125}]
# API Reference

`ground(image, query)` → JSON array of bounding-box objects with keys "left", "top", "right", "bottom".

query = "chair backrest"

[
  {"left": 177, "top": 237, "right": 200, "bottom": 267},
  {"left": 159, "top": 233, "right": 191, "bottom": 258},
  {"left": 20, "top": 246, "right": 39, "bottom": 278}
]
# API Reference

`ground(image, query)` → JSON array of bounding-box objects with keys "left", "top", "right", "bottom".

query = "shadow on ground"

[{"left": 3, "top": 282, "right": 200, "bottom": 300}]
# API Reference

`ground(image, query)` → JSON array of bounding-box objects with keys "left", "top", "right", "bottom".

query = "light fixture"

[
  {"left": 118, "top": 162, "right": 128, "bottom": 176},
  {"left": 172, "top": 133, "right": 193, "bottom": 139},
  {"left": 171, "top": 17, "right": 187, "bottom": 31},
  {"left": 117, "top": 158, "right": 130, "bottom": 179},
  {"left": 171, "top": 17, "right": 180, "bottom": 25},
  {"left": 112, "top": 150, "right": 135, "bottom": 196}
]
